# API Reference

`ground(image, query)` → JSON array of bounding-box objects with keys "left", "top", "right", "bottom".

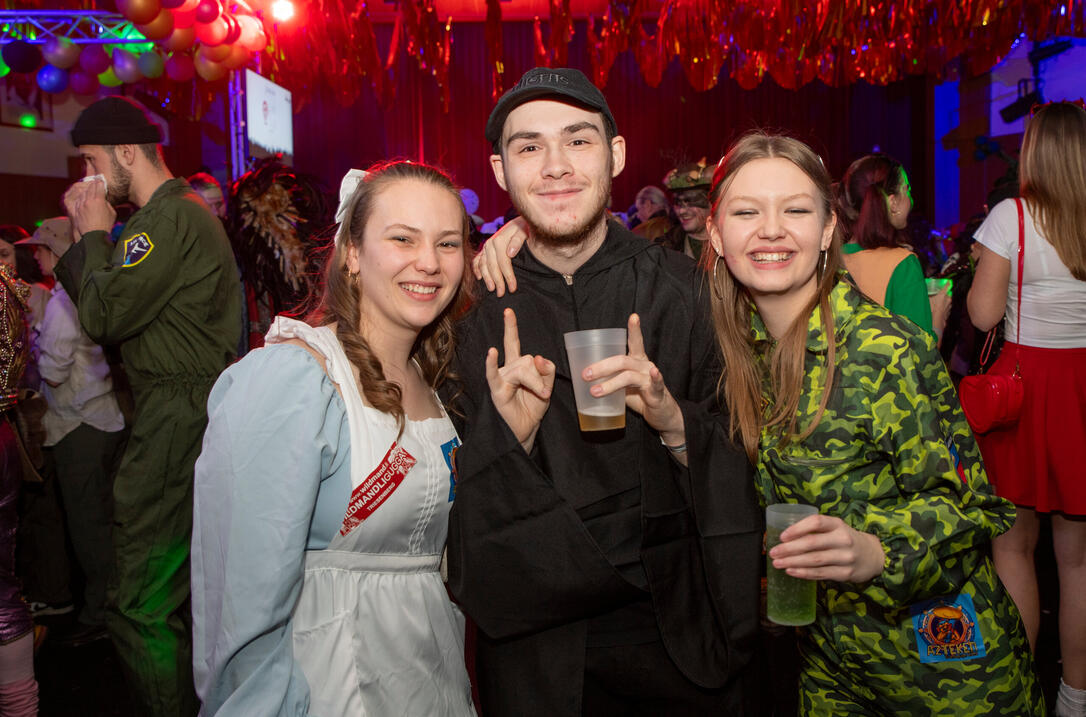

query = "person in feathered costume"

[{"left": 227, "top": 158, "right": 332, "bottom": 351}]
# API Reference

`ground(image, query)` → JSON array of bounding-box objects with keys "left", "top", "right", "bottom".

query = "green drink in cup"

[{"left": 766, "top": 503, "right": 818, "bottom": 626}]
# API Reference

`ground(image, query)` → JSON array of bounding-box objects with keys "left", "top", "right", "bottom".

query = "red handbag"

[{"left": 959, "top": 198, "right": 1025, "bottom": 434}]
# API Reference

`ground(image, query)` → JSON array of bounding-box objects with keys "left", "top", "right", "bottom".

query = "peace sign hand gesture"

[{"left": 485, "top": 308, "right": 556, "bottom": 452}]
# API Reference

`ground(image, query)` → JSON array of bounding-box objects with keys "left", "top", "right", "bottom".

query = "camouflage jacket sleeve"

[{"left": 854, "top": 328, "right": 1014, "bottom": 606}]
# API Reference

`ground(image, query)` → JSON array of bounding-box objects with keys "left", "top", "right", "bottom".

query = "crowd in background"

[{"left": 0, "top": 86, "right": 1082, "bottom": 717}]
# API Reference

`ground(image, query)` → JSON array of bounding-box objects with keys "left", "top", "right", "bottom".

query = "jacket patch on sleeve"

[
  {"left": 340, "top": 441, "right": 416, "bottom": 536},
  {"left": 122, "top": 233, "right": 154, "bottom": 267},
  {"left": 910, "top": 593, "right": 987, "bottom": 663}
]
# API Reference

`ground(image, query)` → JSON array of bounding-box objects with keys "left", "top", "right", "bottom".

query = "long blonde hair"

[
  {"left": 706, "top": 132, "right": 843, "bottom": 462},
  {"left": 309, "top": 160, "right": 475, "bottom": 431},
  {"left": 1019, "top": 101, "right": 1086, "bottom": 280}
]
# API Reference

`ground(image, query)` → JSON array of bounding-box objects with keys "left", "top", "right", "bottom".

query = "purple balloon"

[
  {"left": 161, "top": 0, "right": 186, "bottom": 7},
  {"left": 2, "top": 40, "right": 43, "bottom": 74},
  {"left": 36, "top": 65, "right": 69, "bottom": 93},
  {"left": 165, "top": 53, "right": 194, "bottom": 82},
  {"left": 69, "top": 69, "right": 100, "bottom": 95},
  {"left": 79, "top": 45, "right": 111, "bottom": 75}
]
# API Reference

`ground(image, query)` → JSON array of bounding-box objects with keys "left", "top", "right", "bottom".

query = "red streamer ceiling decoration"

[
  {"left": 17, "top": 0, "right": 1069, "bottom": 110},
  {"left": 319, "top": 0, "right": 1072, "bottom": 117}
]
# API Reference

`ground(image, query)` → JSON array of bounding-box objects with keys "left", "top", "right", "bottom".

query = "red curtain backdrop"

[{"left": 293, "top": 21, "right": 933, "bottom": 223}]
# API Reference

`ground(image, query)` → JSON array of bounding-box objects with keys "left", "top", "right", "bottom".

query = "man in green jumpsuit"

[{"left": 59, "top": 96, "right": 240, "bottom": 716}]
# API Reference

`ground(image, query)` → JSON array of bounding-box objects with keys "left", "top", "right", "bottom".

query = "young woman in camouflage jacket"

[{"left": 702, "top": 131, "right": 1045, "bottom": 716}]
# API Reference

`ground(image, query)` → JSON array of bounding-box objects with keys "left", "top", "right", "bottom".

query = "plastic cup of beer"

[
  {"left": 765, "top": 503, "right": 818, "bottom": 626},
  {"left": 563, "top": 328, "right": 627, "bottom": 432}
]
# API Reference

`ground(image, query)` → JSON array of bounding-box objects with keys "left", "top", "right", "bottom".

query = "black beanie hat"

[{"left": 71, "top": 96, "right": 162, "bottom": 147}]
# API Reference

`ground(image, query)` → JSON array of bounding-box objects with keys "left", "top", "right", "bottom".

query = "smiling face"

[
  {"left": 673, "top": 188, "right": 711, "bottom": 236},
  {"left": 709, "top": 157, "right": 836, "bottom": 325},
  {"left": 345, "top": 178, "right": 466, "bottom": 343},
  {"left": 491, "top": 99, "right": 625, "bottom": 249}
]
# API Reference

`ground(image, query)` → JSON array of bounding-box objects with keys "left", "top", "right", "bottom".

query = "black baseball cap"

[
  {"left": 485, "top": 67, "right": 617, "bottom": 149},
  {"left": 71, "top": 96, "right": 162, "bottom": 147}
]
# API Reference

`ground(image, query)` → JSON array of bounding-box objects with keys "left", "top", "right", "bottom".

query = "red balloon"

[
  {"left": 165, "top": 53, "right": 194, "bottom": 82},
  {"left": 136, "top": 9, "right": 175, "bottom": 41},
  {"left": 194, "top": 16, "right": 228, "bottom": 46},
  {"left": 161, "top": 26, "right": 196, "bottom": 52},
  {"left": 194, "top": 52, "right": 226, "bottom": 81},
  {"left": 116, "top": 0, "right": 162, "bottom": 25},
  {"left": 176, "top": 0, "right": 199, "bottom": 10},
  {"left": 221, "top": 14, "right": 242, "bottom": 45},
  {"left": 194, "top": 0, "right": 221, "bottom": 24},
  {"left": 171, "top": 6, "right": 197, "bottom": 28}
]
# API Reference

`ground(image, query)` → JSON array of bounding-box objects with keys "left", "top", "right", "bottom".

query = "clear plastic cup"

[
  {"left": 563, "top": 328, "right": 627, "bottom": 432},
  {"left": 765, "top": 503, "right": 818, "bottom": 626}
]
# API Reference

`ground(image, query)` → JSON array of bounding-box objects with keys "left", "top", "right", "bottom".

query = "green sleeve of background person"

[
  {"left": 56, "top": 183, "right": 241, "bottom": 378},
  {"left": 883, "top": 253, "right": 934, "bottom": 336},
  {"left": 67, "top": 209, "right": 190, "bottom": 345}
]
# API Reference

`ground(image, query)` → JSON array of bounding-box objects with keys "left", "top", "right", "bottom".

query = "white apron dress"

[{"left": 267, "top": 318, "right": 475, "bottom": 716}]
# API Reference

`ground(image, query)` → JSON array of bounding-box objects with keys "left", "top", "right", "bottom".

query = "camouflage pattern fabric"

[{"left": 752, "top": 277, "right": 1045, "bottom": 716}]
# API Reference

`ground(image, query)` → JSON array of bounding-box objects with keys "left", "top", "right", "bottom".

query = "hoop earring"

[
  {"left": 817, "top": 249, "right": 828, "bottom": 280},
  {"left": 711, "top": 255, "right": 725, "bottom": 300}
]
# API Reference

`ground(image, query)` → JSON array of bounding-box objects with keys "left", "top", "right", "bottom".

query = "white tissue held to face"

[{"left": 82, "top": 174, "right": 108, "bottom": 194}]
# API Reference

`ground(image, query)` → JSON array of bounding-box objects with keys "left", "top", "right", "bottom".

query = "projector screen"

[{"left": 245, "top": 69, "right": 293, "bottom": 163}]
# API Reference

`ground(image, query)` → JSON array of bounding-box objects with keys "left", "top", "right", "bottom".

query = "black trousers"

[{"left": 581, "top": 640, "right": 745, "bottom": 716}]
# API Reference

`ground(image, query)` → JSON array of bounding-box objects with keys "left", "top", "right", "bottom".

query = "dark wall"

[{"left": 292, "top": 21, "right": 934, "bottom": 222}]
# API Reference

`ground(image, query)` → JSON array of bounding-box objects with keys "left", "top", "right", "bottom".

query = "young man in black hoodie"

[{"left": 446, "top": 67, "right": 762, "bottom": 715}]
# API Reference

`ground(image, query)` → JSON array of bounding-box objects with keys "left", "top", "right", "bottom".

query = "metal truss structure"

[{"left": 0, "top": 10, "right": 143, "bottom": 45}]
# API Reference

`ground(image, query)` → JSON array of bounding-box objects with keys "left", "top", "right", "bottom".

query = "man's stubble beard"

[
  {"left": 508, "top": 157, "right": 614, "bottom": 250},
  {"left": 106, "top": 149, "right": 133, "bottom": 207}
]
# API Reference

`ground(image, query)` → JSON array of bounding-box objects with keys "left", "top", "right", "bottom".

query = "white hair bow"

[{"left": 335, "top": 168, "right": 367, "bottom": 224}]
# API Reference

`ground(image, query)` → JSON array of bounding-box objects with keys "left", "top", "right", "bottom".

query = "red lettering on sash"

[{"left": 339, "top": 442, "right": 416, "bottom": 536}]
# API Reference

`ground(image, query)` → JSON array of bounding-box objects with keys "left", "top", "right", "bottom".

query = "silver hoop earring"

[{"left": 711, "top": 255, "right": 725, "bottom": 300}]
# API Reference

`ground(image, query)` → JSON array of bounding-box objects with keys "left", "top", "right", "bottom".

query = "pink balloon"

[
  {"left": 236, "top": 15, "right": 261, "bottom": 48},
  {"left": 194, "top": 16, "right": 228, "bottom": 46},
  {"left": 194, "top": 0, "right": 221, "bottom": 24},
  {"left": 247, "top": 27, "right": 267, "bottom": 52},
  {"left": 165, "top": 53, "right": 194, "bottom": 82},
  {"left": 79, "top": 45, "right": 111, "bottom": 75},
  {"left": 112, "top": 48, "right": 142, "bottom": 83}
]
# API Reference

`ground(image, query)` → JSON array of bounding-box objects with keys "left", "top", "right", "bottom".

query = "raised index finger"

[
  {"left": 502, "top": 307, "right": 522, "bottom": 361},
  {"left": 626, "top": 313, "right": 647, "bottom": 359}
]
